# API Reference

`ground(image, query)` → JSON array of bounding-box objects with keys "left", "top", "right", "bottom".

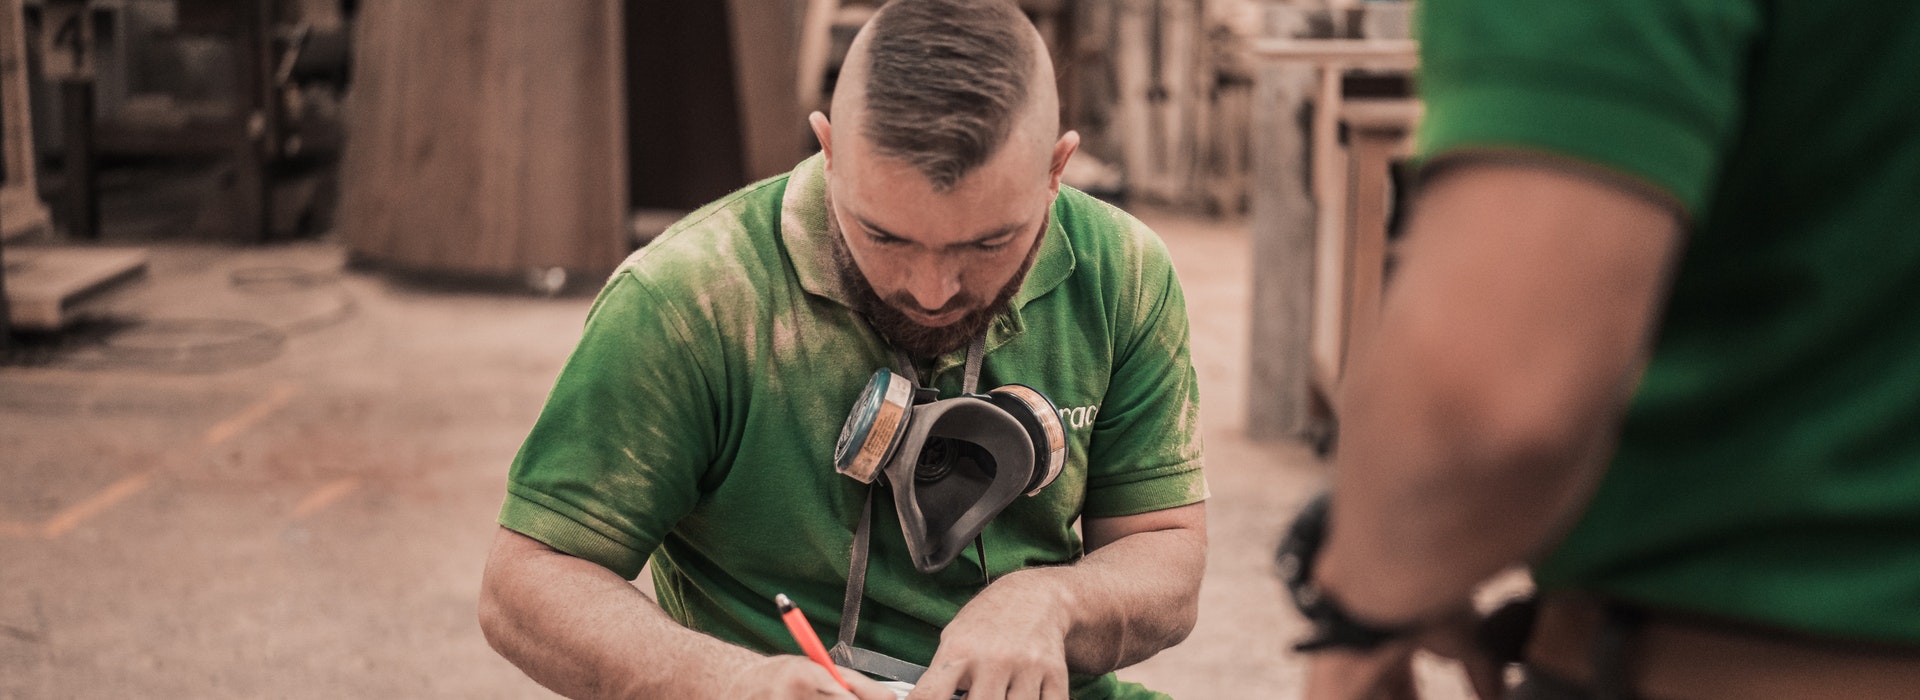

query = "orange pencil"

[{"left": 775, "top": 593, "right": 852, "bottom": 691}]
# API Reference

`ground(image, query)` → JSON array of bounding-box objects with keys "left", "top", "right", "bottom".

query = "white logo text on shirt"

[{"left": 1058, "top": 404, "right": 1100, "bottom": 430}]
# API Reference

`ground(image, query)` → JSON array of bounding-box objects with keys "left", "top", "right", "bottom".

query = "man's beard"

[{"left": 825, "top": 189, "right": 1041, "bottom": 361}]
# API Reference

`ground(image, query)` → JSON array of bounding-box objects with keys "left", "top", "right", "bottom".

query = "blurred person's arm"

[
  {"left": 907, "top": 503, "right": 1207, "bottom": 700},
  {"left": 1304, "top": 158, "right": 1684, "bottom": 698},
  {"left": 480, "top": 526, "right": 895, "bottom": 700}
]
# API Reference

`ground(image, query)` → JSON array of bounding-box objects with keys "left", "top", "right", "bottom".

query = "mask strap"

[
  {"left": 829, "top": 332, "right": 991, "bottom": 685},
  {"left": 833, "top": 487, "right": 875, "bottom": 655},
  {"left": 961, "top": 333, "right": 988, "bottom": 395},
  {"left": 890, "top": 348, "right": 919, "bottom": 386},
  {"left": 830, "top": 486, "right": 941, "bottom": 685},
  {"left": 888, "top": 333, "right": 989, "bottom": 395}
]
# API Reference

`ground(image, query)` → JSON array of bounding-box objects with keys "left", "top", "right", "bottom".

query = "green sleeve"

[
  {"left": 499, "top": 272, "right": 716, "bottom": 580},
  {"left": 1416, "top": 0, "right": 1762, "bottom": 213},
  {"left": 1082, "top": 239, "right": 1208, "bottom": 518}
]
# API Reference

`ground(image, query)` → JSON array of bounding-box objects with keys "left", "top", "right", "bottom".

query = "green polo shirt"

[
  {"left": 500, "top": 154, "right": 1207, "bottom": 698},
  {"left": 1420, "top": 0, "right": 1920, "bottom": 642}
]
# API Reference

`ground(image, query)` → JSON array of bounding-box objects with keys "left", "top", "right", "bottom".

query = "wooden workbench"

[{"left": 1245, "top": 38, "right": 1418, "bottom": 440}]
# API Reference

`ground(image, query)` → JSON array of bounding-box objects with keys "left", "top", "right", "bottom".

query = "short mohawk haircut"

[{"left": 861, "top": 0, "right": 1036, "bottom": 192}]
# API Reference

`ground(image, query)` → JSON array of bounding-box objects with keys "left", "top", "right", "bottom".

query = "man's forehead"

[
  {"left": 854, "top": 209, "right": 1028, "bottom": 246},
  {"left": 836, "top": 181, "right": 1036, "bottom": 246}
]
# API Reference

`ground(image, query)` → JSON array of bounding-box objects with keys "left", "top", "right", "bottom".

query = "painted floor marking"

[
  {"left": 291, "top": 477, "right": 362, "bottom": 519},
  {"left": 203, "top": 382, "right": 301, "bottom": 448},
  {"left": 3, "top": 382, "right": 305, "bottom": 539},
  {"left": 40, "top": 472, "right": 154, "bottom": 538}
]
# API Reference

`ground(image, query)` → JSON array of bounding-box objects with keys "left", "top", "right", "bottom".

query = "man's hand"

[
  {"left": 907, "top": 503, "right": 1206, "bottom": 700},
  {"left": 723, "top": 656, "right": 900, "bottom": 700},
  {"left": 907, "top": 571, "right": 1073, "bottom": 700}
]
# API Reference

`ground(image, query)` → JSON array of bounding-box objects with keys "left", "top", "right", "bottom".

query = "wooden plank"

[
  {"left": 1342, "top": 99, "right": 1423, "bottom": 131},
  {"left": 1248, "top": 38, "right": 1418, "bottom": 66},
  {"left": 3, "top": 247, "right": 148, "bottom": 331},
  {"left": 338, "top": 0, "right": 628, "bottom": 275}
]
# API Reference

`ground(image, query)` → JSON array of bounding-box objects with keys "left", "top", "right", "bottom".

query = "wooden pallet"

[{"left": 2, "top": 247, "right": 149, "bottom": 331}]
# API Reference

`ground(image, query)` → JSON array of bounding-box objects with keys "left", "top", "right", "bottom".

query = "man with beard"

[{"left": 478, "top": 2, "right": 1208, "bottom": 699}]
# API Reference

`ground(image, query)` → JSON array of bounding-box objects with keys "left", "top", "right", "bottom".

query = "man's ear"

[
  {"left": 1048, "top": 130, "right": 1082, "bottom": 196},
  {"left": 809, "top": 112, "right": 833, "bottom": 169}
]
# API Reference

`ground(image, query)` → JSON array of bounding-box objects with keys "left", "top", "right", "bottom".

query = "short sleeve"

[
  {"left": 1416, "top": 0, "right": 1763, "bottom": 213},
  {"left": 1082, "top": 243, "right": 1208, "bottom": 518},
  {"left": 499, "top": 272, "right": 716, "bottom": 579}
]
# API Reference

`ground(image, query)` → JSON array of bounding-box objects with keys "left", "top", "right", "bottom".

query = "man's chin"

[
  {"left": 871, "top": 307, "right": 995, "bottom": 360},
  {"left": 901, "top": 308, "right": 969, "bottom": 328}
]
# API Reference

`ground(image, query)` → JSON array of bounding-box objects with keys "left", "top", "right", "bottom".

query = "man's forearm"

[
  {"left": 479, "top": 528, "right": 762, "bottom": 700},
  {"left": 1313, "top": 162, "right": 1681, "bottom": 626},
  {"left": 1314, "top": 356, "right": 1622, "bottom": 624},
  {"left": 1000, "top": 522, "right": 1205, "bottom": 674}
]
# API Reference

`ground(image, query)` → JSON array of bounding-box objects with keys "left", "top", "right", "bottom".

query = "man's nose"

[{"left": 905, "top": 265, "right": 963, "bottom": 312}]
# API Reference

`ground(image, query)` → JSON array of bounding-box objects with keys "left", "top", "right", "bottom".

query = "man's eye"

[
  {"left": 868, "top": 233, "right": 907, "bottom": 246},
  {"left": 974, "top": 238, "right": 1013, "bottom": 251}
]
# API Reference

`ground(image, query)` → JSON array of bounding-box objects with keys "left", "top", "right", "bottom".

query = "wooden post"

[
  {"left": 58, "top": 80, "right": 95, "bottom": 239},
  {"left": 1339, "top": 100, "right": 1419, "bottom": 372},
  {"left": 796, "top": 0, "right": 840, "bottom": 116},
  {"left": 1114, "top": 0, "right": 1154, "bottom": 198},
  {"left": 0, "top": 232, "right": 11, "bottom": 358},
  {"left": 3, "top": 0, "right": 39, "bottom": 352},
  {"left": 1245, "top": 58, "right": 1318, "bottom": 442},
  {"left": 42, "top": 0, "right": 99, "bottom": 239},
  {"left": 1, "top": 0, "right": 54, "bottom": 243},
  {"left": 724, "top": 0, "right": 806, "bottom": 181},
  {"left": 1159, "top": 0, "right": 1199, "bottom": 205},
  {"left": 230, "top": 0, "right": 274, "bottom": 242}
]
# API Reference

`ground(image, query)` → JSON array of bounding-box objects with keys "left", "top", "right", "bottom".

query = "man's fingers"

[
  {"left": 841, "top": 668, "right": 902, "bottom": 700},
  {"left": 905, "top": 658, "right": 964, "bottom": 700},
  {"left": 961, "top": 665, "right": 1009, "bottom": 700},
  {"left": 752, "top": 656, "right": 877, "bottom": 699},
  {"left": 1041, "top": 668, "right": 1071, "bottom": 700},
  {"left": 1005, "top": 668, "right": 1044, "bottom": 700}
]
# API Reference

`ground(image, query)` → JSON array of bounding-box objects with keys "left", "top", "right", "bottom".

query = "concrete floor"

[{"left": 0, "top": 209, "right": 1474, "bottom": 698}]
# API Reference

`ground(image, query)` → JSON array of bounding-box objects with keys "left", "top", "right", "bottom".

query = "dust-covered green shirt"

[{"left": 500, "top": 154, "right": 1207, "bottom": 698}]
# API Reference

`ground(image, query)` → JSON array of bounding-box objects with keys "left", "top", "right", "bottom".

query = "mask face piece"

[{"left": 834, "top": 368, "right": 1067, "bottom": 573}]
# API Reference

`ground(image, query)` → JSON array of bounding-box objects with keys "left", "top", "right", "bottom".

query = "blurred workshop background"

[{"left": 0, "top": 1, "right": 1472, "bottom": 697}]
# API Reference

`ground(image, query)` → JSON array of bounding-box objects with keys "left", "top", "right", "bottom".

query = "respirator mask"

[
  {"left": 823, "top": 335, "right": 1068, "bottom": 687},
  {"left": 832, "top": 336, "right": 1066, "bottom": 574}
]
